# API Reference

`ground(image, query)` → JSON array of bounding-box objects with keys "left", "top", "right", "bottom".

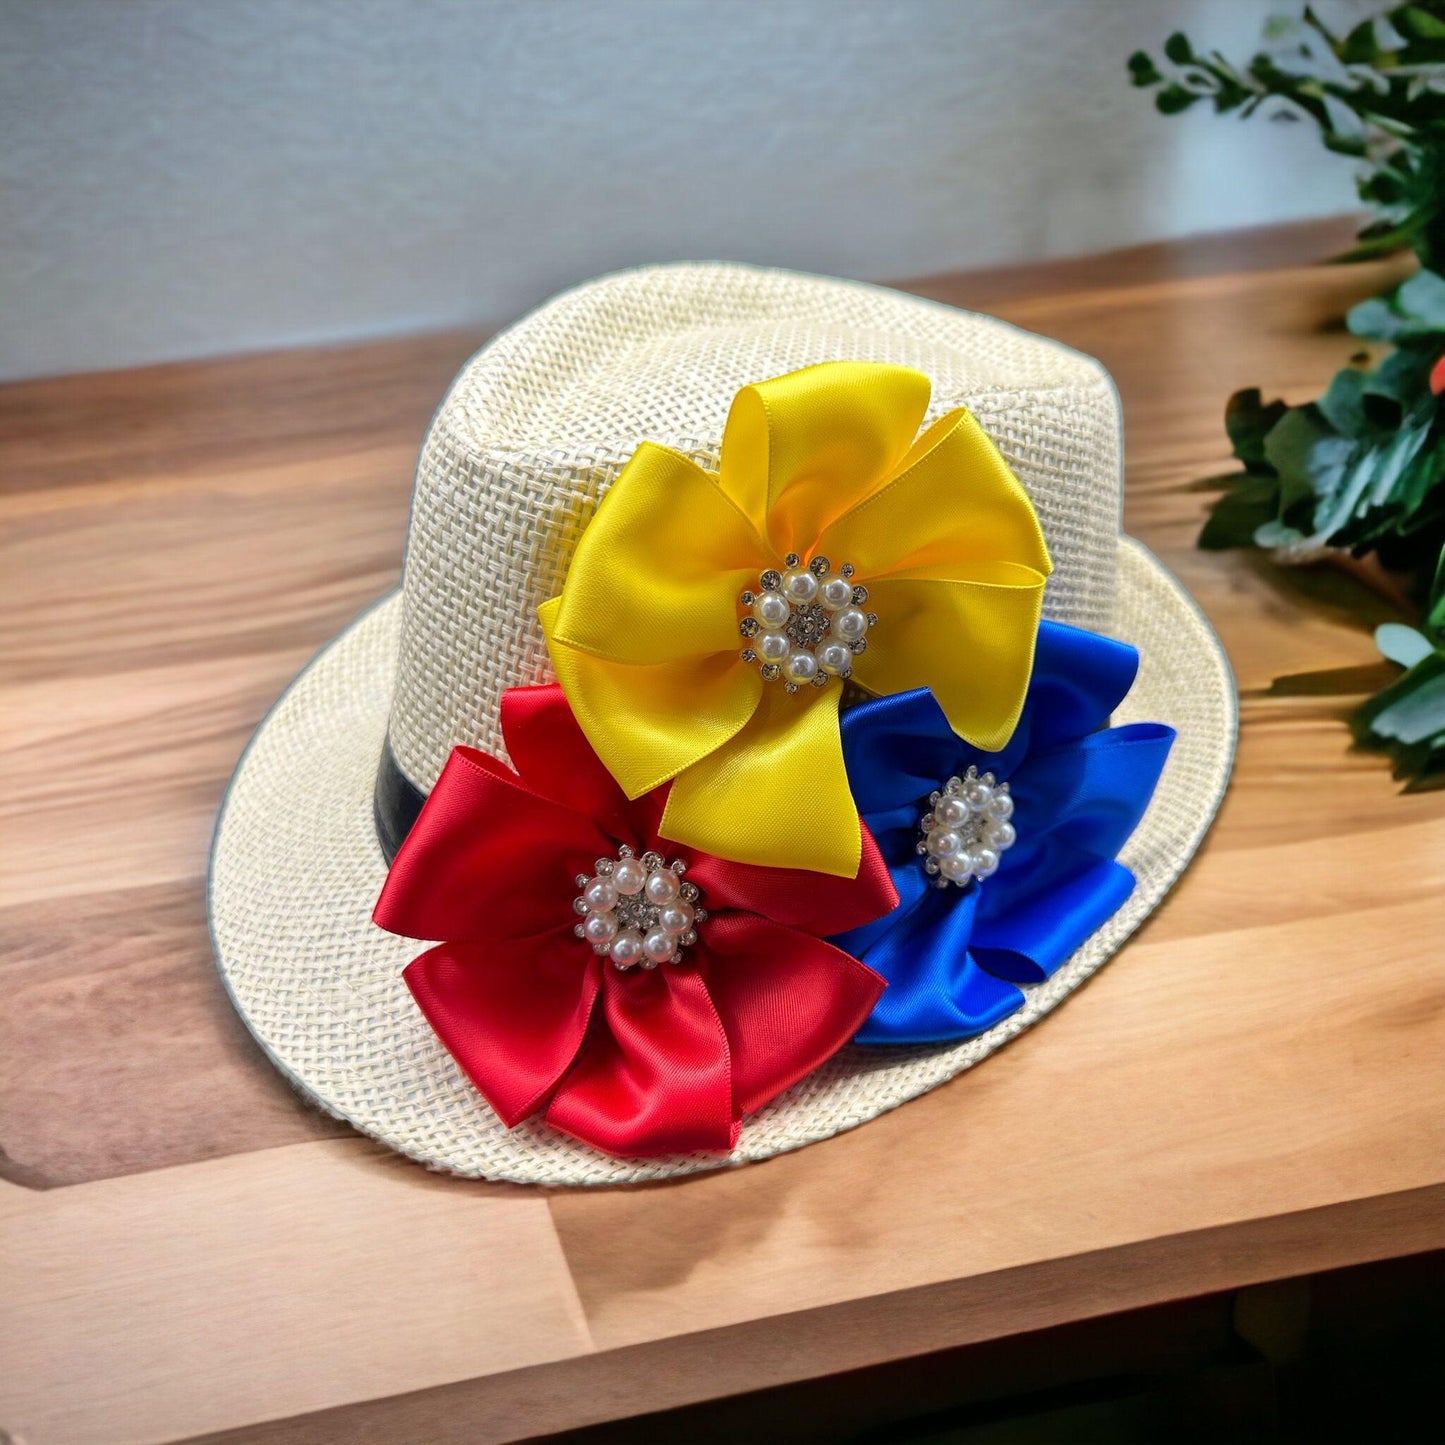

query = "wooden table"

[{"left": 3, "top": 219, "right": 1443, "bottom": 1444}]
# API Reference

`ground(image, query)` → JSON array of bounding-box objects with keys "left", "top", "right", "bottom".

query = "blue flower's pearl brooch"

[
  {"left": 574, "top": 845, "right": 707, "bottom": 969},
  {"left": 738, "top": 554, "right": 876, "bottom": 693},
  {"left": 917, "top": 768, "right": 1017, "bottom": 887}
]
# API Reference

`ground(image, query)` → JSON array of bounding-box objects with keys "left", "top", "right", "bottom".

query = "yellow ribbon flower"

[{"left": 539, "top": 362, "right": 1052, "bottom": 878}]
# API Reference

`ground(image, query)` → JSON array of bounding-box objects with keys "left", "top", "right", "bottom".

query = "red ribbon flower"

[{"left": 373, "top": 685, "right": 895, "bottom": 1157}]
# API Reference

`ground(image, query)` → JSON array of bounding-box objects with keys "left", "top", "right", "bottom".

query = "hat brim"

[{"left": 209, "top": 537, "right": 1235, "bottom": 1185}]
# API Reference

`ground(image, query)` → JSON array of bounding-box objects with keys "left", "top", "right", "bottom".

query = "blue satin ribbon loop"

[{"left": 833, "top": 621, "right": 1175, "bottom": 1046}]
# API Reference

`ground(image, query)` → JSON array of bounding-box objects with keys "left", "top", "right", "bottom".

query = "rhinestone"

[
  {"left": 850, "top": 637, "right": 868, "bottom": 654},
  {"left": 575, "top": 873, "right": 589, "bottom": 888},
  {"left": 784, "top": 680, "right": 799, "bottom": 694},
  {"left": 595, "top": 858, "right": 614, "bottom": 876},
  {"left": 679, "top": 882, "right": 700, "bottom": 902},
  {"left": 810, "top": 673, "right": 828, "bottom": 686},
  {"left": 739, "top": 617, "right": 760, "bottom": 637},
  {"left": 784, "top": 552, "right": 801, "bottom": 567},
  {"left": 641, "top": 851, "right": 664, "bottom": 869},
  {"left": 852, "top": 585, "right": 869, "bottom": 605},
  {"left": 760, "top": 569, "right": 782, "bottom": 591},
  {"left": 739, "top": 648, "right": 757, "bottom": 663},
  {"left": 573, "top": 896, "right": 589, "bottom": 915},
  {"left": 840, "top": 562, "right": 855, "bottom": 577},
  {"left": 740, "top": 589, "right": 756, "bottom": 606},
  {"left": 809, "top": 555, "right": 830, "bottom": 575},
  {"left": 760, "top": 662, "right": 782, "bottom": 681}
]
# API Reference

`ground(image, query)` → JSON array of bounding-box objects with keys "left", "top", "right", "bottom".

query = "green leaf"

[
  {"left": 1377, "top": 622, "right": 1436, "bottom": 667},
  {"left": 1348, "top": 270, "right": 1445, "bottom": 341},
  {"left": 1396, "top": 5, "right": 1445, "bottom": 41},
  {"left": 1127, "top": 50, "right": 1162, "bottom": 86},
  {"left": 1338, "top": 16, "right": 1384, "bottom": 64},
  {"left": 1155, "top": 84, "right": 1197, "bottom": 115},
  {"left": 1397, "top": 268, "right": 1445, "bottom": 326},
  {"left": 1364, "top": 653, "right": 1445, "bottom": 743},
  {"left": 1317, "top": 367, "right": 1370, "bottom": 436},
  {"left": 1223, "top": 388, "right": 1290, "bottom": 469},
  {"left": 1198, "top": 476, "right": 1280, "bottom": 550},
  {"left": 1163, "top": 31, "right": 1195, "bottom": 64}
]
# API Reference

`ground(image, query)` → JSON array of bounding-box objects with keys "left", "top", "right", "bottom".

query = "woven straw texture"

[
  {"left": 210, "top": 262, "right": 1235, "bottom": 1185},
  {"left": 389, "top": 263, "right": 1123, "bottom": 791}
]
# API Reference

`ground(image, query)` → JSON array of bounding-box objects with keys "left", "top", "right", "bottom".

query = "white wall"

[{"left": 1, "top": 0, "right": 1366, "bottom": 380}]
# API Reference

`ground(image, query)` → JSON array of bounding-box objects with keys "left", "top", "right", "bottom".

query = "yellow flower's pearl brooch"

[
  {"left": 918, "top": 768, "right": 1017, "bottom": 887},
  {"left": 738, "top": 554, "right": 876, "bottom": 692},
  {"left": 573, "top": 845, "right": 707, "bottom": 969}
]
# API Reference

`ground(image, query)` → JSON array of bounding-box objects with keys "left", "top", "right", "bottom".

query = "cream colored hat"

[{"left": 209, "top": 262, "right": 1235, "bottom": 1185}]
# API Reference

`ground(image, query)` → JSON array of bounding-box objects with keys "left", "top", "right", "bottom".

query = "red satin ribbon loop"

[{"left": 373, "top": 684, "right": 893, "bottom": 1157}]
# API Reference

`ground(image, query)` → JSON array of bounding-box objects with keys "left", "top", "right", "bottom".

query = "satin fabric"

[
  {"left": 373, "top": 684, "right": 896, "bottom": 1157},
  {"left": 540, "top": 361, "right": 1052, "bottom": 877},
  {"left": 831, "top": 621, "right": 1176, "bottom": 1045}
]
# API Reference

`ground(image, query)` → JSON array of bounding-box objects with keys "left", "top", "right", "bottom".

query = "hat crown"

[{"left": 388, "top": 263, "right": 1122, "bottom": 791}]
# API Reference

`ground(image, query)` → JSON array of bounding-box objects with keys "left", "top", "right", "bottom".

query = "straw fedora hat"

[{"left": 209, "top": 262, "right": 1235, "bottom": 1185}]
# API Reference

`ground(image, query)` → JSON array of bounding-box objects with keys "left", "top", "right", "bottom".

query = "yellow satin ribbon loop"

[
  {"left": 551, "top": 442, "right": 764, "bottom": 664},
  {"left": 540, "top": 362, "right": 1052, "bottom": 877},
  {"left": 820, "top": 408, "right": 1052, "bottom": 580},
  {"left": 860, "top": 565, "right": 1047, "bottom": 751},
  {"left": 540, "top": 595, "right": 762, "bottom": 798},
  {"left": 720, "top": 362, "right": 931, "bottom": 552},
  {"left": 661, "top": 683, "right": 859, "bottom": 877}
]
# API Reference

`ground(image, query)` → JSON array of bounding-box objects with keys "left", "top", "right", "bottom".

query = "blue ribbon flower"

[{"left": 832, "top": 621, "right": 1175, "bottom": 1044}]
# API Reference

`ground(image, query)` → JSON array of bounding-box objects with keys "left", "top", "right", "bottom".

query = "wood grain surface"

[{"left": 3, "top": 216, "right": 1443, "bottom": 1443}]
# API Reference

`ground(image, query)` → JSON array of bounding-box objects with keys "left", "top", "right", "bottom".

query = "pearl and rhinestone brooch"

[
  {"left": 738, "top": 554, "right": 877, "bottom": 693},
  {"left": 573, "top": 845, "right": 707, "bottom": 970},
  {"left": 917, "top": 767, "right": 1017, "bottom": 888}
]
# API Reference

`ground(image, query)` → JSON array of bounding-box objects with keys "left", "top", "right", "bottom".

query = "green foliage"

[
  {"left": 1354, "top": 551, "right": 1445, "bottom": 785},
  {"left": 1131, "top": 3, "right": 1445, "bottom": 785},
  {"left": 1129, "top": 4, "right": 1445, "bottom": 268}
]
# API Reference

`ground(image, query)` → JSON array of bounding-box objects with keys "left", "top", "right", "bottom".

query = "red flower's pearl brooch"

[
  {"left": 573, "top": 845, "right": 707, "bottom": 969},
  {"left": 917, "top": 767, "right": 1017, "bottom": 887},
  {"left": 738, "top": 554, "right": 876, "bottom": 693}
]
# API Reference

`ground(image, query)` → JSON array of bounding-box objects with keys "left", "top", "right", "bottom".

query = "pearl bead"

[
  {"left": 988, "top": 820, "right": 1016, "bottom": 850},
  {"left": 782, "top": 567, "right": 819, "bottom": 604},
  {"left": 644, "top": 868, "right": 680, "bottom": 905},
  {"left": 611, "top": 857, "right": 646, "bottom": 895},
  {"left": 819, "top": 574, "right": 853, "bottom": 609},
  {"left": 643, "top": 928, "right": 677, "bottom": 964},
  {"left": 609, "top": 929, "right": 644, "bottom": 967},
  {"left": 973, "top": 847, "right": 1000, "bottom": 879},
  {"left": 583, "top": 876, "right": 618, "bottom": 912},
  {"left": 831, "top": 606, "right": 868, "bottom": 641},
  {"left": 583, "top": 911, "right": 618, "bottom": 944},
  {"left": 758, "top": 629, "right": 790, "bottom": 662},
  {"left": 753, "top": 591, "right": 790, "bottom": 628},
  {"left": 963, "top": 780, "right": 991, "bottom": 812},
  {"left": 784, "top": 648, "right": 818, "bottom": 683},
  {"left": 941, "top": 850, "right": 974, "bottom": 882},
  {"left": 935, "top": 795, "right": 969, "bottom": 828},
  {"left": 659, "top": 900, "right": 694, "bottom": 935},
  {"left": 926, "top": 826, "right": 963, "bottom": 858},
  {"left": 816, "top": 640, "right": 853, "bottom": 676},
  {"left": 986, "top": 791, "right": 1014, "bottom": 821}
]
